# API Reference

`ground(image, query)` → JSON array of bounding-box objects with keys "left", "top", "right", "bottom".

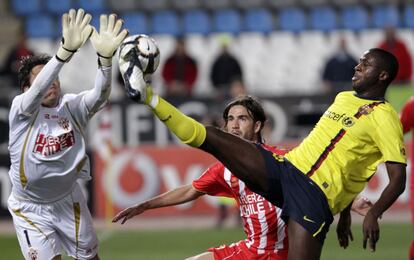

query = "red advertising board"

[{"left": 93, "top": 143, "right": 411, "bottom": 218}]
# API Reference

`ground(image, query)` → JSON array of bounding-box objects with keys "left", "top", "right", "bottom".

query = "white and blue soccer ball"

[{"left": 118, "top": 34, "right": 160, "bottom": 75}]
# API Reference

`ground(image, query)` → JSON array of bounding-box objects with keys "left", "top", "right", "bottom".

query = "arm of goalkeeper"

[{"left": 56, "top": 8, "right": 93, "bottom": 62}]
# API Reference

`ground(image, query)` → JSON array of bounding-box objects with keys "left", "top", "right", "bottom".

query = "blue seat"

[
  {"left": 310, "top": 6, "right": 337, "bottom": 32},
  {"left": 122, "top": 13, "right": 148, "bottom": 35},
  {"left": 341, "top": 6, "right": 369, "bottom": 31},
  {"left": 152, "top": 11, "right": 181, "bottom": 36},
  {"left": 213, "top": 9, "right": 242, "bottom": 34},
  {"left": 11, "top": 0, "right": 41, "bottom": 16},
  {"left": 77, "top": 0, "right": 107, "bottom": 13},
  {"left": 372, "top": 5, "right": 400, "bottom": 28},
  {"left": 46, "top": 0, "right": 72, "bottom": 15},
  {"left": 279, "top": 7, "right": 306, "bottom": 33},
  {"left": 244, "top": 8, "right": 274, "bottom": 33},
  {"left": 183, "top": 10, "right": 211, "bottom": 35},
  {"left": 403, "top": 4, "right": 414, "bottom": 29},
  {"left": 26, "top": 14, "right": 57, "bottom": 38}
]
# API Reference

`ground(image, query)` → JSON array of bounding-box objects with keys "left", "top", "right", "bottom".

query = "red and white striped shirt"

[{"left": 193, "top": 144, "right": 288, "bottom": 255}]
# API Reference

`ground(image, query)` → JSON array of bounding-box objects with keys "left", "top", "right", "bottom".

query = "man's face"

[
  {"left": 225, "top": 105, "right": 260, "bottom": 142},
  {"left": 352, "top": 51, "right": 381, "bottom": 94},
  {"left": 26, "top": 64, "right": 61, "bottom": 107}
]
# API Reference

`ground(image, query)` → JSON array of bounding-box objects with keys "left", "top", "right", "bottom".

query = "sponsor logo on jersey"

[
  {"left": 33, "top": 130, "right": 75, "bottom": 156},
  {"left": 323, "top": 110, "right": 355, "bottom": 127}
]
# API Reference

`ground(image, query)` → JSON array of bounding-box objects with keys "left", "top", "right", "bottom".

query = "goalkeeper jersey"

[{"left": 285, "top": 91, "right": 406, "bottom": 214}]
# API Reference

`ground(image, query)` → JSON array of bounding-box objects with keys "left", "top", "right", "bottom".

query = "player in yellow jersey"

[{"left": 119, "top": 48, "right": 406, "bottom": 260}]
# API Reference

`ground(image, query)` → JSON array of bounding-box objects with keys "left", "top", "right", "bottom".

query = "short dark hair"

[
  {"left": 223, "top": 95, "right": 267, "bottom": 143},
  {"left": 369, "top": 48, "right": 399, "bottom": 85},
  {"left": 18, "top": 54, "right": 51, "bottom": 92}
]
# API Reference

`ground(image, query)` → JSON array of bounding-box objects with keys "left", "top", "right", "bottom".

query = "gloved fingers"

[
  {"left": 80, "top": 13, "right": 92, "bottom": 30},
  {"left": 81, "top": 24, "right": 94, "bottom": 46},
  {"left": 61, "top": 12, "right": 69, "bottom": 31},
  {"left": 75, "top": 8, "right": 85, "bottom": 25},
  {"left": 99, "top": 14, "right": 108, "bottom": 34},
  {"left": 112, "top": 19, "right": 123, "bottom": 36},
  {"left": 68, "top": 9, "right": 76, "bottom": 25},
  {"left": 115, "top": 29, "right": 129, "bottom": 45},
  {"left": 107, "top": 14, "right": 117, "bottom": 32}
]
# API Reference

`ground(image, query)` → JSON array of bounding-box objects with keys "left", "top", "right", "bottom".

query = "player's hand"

[
  {"left": 90, "top": 13, "right": 129, "bottom": 67},
  {"left": 56, "top": 9, "right": 93, "bottom": 62},
  {"left": 112, "top": 203, "right": 147, "bottom": 224},
  {"left": 337, "top": 210, "right": 353, "bottom": 249},
  {"left": 362, "top": 211, "right": 380, "bottom": 252},
  {"left": 351, "top": 196, "right": 374, "bottom": 216}
]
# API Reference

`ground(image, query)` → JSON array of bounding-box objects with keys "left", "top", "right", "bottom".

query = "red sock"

[{"left": 410, "top": 241, "right": 414, "bottom": 260}]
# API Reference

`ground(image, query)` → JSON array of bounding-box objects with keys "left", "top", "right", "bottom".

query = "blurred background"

[{"left": 0, "top": 0, "right": 412, "bottom": 259}]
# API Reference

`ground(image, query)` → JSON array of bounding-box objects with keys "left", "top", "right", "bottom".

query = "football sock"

[
  {"left": 410, "top": 241, "right": 414, "bottom": 260},
  {"left": 147, "top": 90, "right": 206, "bottom": 147}
]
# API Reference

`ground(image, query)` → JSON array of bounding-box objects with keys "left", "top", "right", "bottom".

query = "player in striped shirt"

[
  {"left": 113, "top": 96, "right": 372, "bottom": 259},
  {"left": 400, "top": 97, "right": 414, "bottom": 260},
  {"left": 114, "top": 96, "right": 288, "bottom": 259},
  {"left": 120, "top": 48, "right": 406, "bottom": 260},
  {"left": 7, "top": 9, "right": 127, "bottom": 260}
]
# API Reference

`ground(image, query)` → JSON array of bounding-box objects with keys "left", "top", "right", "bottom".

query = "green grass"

[{"left": 1, "top": 223, "right": 411, "bottom": 259}]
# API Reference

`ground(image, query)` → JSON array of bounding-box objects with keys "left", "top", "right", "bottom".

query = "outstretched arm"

[
  {"left": 83, "top": 13, "right": 128, "bottom": 114},
  {"left": 363, "top": 162, "right": 406, "bottom": 252},
  {"left": 112, "top": 184, "right": 204, "bottom": 224},
  {"left": 21, "top": 9, "right": 92, "bottom": 115}
]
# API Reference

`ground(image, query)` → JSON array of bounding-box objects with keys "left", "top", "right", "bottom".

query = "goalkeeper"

[{"left": 7, "top": 9, "right": 127, "bottom": 260}]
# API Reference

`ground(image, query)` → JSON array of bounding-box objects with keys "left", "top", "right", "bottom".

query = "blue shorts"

[{"left": 254, "top": 144, "right": 334, "bottom": 243}]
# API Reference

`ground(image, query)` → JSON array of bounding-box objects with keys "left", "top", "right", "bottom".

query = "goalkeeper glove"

[
  {"left": 56, "top": 9, "right": 93, "bottom": 62},
  {"left": 90, "top": 14, "right": 129, "bottom": 67}
]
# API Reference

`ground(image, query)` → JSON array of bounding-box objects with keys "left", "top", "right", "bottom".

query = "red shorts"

[{"left": 208, "top": 240, "right": 288, "bottom": 260}]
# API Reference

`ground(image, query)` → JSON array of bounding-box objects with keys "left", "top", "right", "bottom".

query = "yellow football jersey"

[{"left": 285, "top": 91, "right": 406, "bottom": 215}]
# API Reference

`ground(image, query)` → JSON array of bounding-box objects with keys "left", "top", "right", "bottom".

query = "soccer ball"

[{"left": 118, "top": 34, "right": 160, "bottom": 75}]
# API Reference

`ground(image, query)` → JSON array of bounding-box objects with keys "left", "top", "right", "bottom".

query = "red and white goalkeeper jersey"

[{"left": 193, "top": 144, "right": 288, "bottom": 254}]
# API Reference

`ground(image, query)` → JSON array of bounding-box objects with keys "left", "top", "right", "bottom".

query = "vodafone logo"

[{"left": 103, "top": 151, "right": 160, "bottom": 208}]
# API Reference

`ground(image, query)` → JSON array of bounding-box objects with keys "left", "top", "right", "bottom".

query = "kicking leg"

[
  {"left": 149, "top": 95, "right": 269, "bottom": 193},
  {"left": 287, "top": 219, "right": 323, "bottom": 260}
]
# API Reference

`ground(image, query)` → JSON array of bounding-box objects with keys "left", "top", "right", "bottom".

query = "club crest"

[{"left": 58, "top": 117, "right": 71, "bottom": 131}]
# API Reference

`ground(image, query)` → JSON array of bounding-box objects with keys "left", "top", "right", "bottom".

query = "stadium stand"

[
  {"left": 403, "top": 4, "right": 414, "bottom": 28},
  {"left": 152, "top": 10, "right": 181, "bottom": 36},
  {"left": 279, "top": 7, "right": 307, "bottom": 33},
  {"left": 244, "top": 8, "right": 274, "bottom": 34},
  {"left": 171, "top": 0, "right": 200, "bottom": 11},
  {"left": 183, "top": 9, "right": 211, "bottom": 35},
  {"left": 372, "top": 4, "right": 401, "bottom": 28},
  {"left": 340, "top": 5, "right": 369, "bottom": 31},
  {"left": 25, "top": 14, "right": 56, "bottom": 38},
  {"left": 6, "top": 0, "right": 414, "bottom": 96},
  {"left": 108, "top": 0, "right": 140, "bottom": 13},
  {"left": 213, "top": 9, "right": 242, "bottom": 34},
  {"left": 45, "top": 0, "right": 72, "bottom": 15},
  {"left": 121, "top": 12, "right": 148, "bottom": 35},
  {"left": 309, "top": 6, "right": 337, "bottom": 32},
  {"left": 11, "top": 0, "right": 41, "bottom": 16}
]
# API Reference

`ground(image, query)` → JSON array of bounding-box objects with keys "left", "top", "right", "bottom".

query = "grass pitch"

[{"left": 1, "top": 223, "right": 411, "bottom": 259}]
